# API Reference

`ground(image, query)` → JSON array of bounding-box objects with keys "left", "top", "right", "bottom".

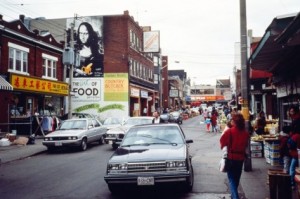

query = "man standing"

[{"left": 152, "top": 111, "right": 163, "bottom": 124}]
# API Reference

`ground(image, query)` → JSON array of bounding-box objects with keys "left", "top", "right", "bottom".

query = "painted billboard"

[
  {"left": 66, "top": 16, "right": 129, "bottom": 120},
  {"left": 143, "top": 31, "right": 160, "bottom": 53},
  {"left": 67, "top": 16, "right": 104, "bottom": 78}
]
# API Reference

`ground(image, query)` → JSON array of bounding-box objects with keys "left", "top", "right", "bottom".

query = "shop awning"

[{"left": 0, "top": 76, "right": 13, "bottom": 91}]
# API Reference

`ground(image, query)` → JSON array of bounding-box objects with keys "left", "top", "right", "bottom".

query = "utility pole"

[
  {"left": 240, "top": 0, "right": 252, "bottom": 171},
  {"left": 68, "top": 18, "right": 75, "bottom": 119}
]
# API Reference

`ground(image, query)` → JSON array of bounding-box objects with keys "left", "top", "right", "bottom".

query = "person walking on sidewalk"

[
  {"left": 288, "top": 120, "right": 300, "bottom": 189},
  {"left": 220, "top": 113, "right": 249, "bottom": 199}
]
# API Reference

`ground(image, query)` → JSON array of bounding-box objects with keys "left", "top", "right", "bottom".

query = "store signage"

[
  {"left": 191, "top": 95, "right": 225, "bottom": 101},
  {"left": 71, "top": 78, "right": 101, "bottom": 102},
  {"left": 141, "top": 90, "right": 148, "bottom": 98},
  {"left": 11, "top": 73, "right": 68, "bottom": 96},
  {"left": 131, "top": 87, "right": 140, "bottom": 97},
  {"left": 169, "top": 89, "right": 179, "bottom": 97},
  {"left": 143, "top": 31, "right": 160, "bottom": 53}
]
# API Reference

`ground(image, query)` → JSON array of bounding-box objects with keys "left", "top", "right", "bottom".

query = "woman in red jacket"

[
  {"left": 220, "top": 113, "right": 249, "bottom": 199},
  {"left": 288, "top": 120, "right": 300, "bottom": 189}
]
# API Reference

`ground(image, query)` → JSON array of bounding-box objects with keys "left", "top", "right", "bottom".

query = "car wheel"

[
  {"left": 47, "top": 146, "right": 55, "bottom": 152},
  {"left": 99, "top": 136, "right": 104, "bottom": 145},
  {"left": 108, "top": 184, "right": 120, "bottom": 194},
  {"left": 112, "top": 143, "right": 118, "bottom": 150},
  {"left": 183, "top": 165, "right": 194, "bottom": 192},
  {"left": 80, "top": 138, "right": 87, "bottom": 151}
]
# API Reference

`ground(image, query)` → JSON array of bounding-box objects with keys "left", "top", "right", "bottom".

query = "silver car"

[
  {"left": 42, "top": 118, "right": 107, "bottom": 151},
  {"left": 104, "top": 116, "right": 154, "bottom": 149}
]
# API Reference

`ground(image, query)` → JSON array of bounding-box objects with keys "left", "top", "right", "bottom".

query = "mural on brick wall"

[
  {"left": 67, "top": 16, "right": 104, "bottom": 78},
  {"left": 66, "top": 16, "right": 129, "bottom": 120}
]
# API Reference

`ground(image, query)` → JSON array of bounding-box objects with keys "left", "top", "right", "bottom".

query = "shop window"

[{"left": 8, "top": 42, "right": 29, "bottom": 74}]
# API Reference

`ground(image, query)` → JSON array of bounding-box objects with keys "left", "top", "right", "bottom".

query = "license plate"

[
  {"left": 137, "top": 177, "right": 154, "bottom": 186},
  {"left": 55, "top": 142, "right": 62, "bottom": 146},
  {"left": 109, "top": 140, "right": 113, "bottom": 145}
]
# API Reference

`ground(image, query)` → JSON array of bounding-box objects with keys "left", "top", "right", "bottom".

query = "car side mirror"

[
  {"left": 186, "top": 139, "right": 193, "bottom": 144},
  {"left": 88, "top": 125, "right": 93, "bottom": 129}
]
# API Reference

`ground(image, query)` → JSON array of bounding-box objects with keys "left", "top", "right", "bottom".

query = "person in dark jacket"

[
  {"left": 152, "top": 111, "right": 164, "bottom": 124},
  {"left": 220, "top": 113, "right": 249, "bottom": 199}
]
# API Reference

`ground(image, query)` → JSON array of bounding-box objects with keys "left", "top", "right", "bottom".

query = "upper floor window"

[
  {"left": 8, "top": 42, "right": 29, "bottom": 74},
  {"left": 42, "top": 53, "right": 58, "bottom": 79}
]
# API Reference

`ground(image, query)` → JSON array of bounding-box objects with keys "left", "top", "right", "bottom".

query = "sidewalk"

[{"left": 0, "top": 136, "right": 47, "bottom": 164}]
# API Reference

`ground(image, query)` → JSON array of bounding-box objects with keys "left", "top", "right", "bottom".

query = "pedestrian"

[
  {"left": 288, "top": 105, "right": 300, "bottom": 129},
  {"left": 205, "top": 116, "right": 211, "bottom": 132},
  {"left": 220, "top": 113, "right": 250, "bottom": 199},
  {"left": 288, "top": 120, "right": 300, "bottom": 189},
  {"left": 254, "top": 110, "right": 267, "bottom": 135},
  {"left": 152, "top": 111, "right": 163, "bottom": 124},
  {"left": 211, "top": 110, "right": 218, "bottom": 132},
  {"left": 203, "top": 108, "right": 208, "bottom": 121},
  {"left": 279, "top": 125, "right": 291, "bottom": 174}
]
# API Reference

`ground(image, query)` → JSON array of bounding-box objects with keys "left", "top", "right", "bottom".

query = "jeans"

[
  {"left": 227, "top": 159, "right": 244, "bottom": 199},
  {"left": 290, "top": 157, "right": 298, "bottom": 186}
]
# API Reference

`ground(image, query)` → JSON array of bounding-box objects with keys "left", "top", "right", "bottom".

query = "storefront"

[{"left": 8, "top": 73, "right": 68, "bottom": 135}]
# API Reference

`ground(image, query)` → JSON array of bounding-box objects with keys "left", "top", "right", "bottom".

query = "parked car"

[
  {"left": 104, "top": 116, "right": 154, "bottom": 149},
  {"left": 101, "top": 117, "right": 122, "bottom": 131},
  {"left": 104, "top": 123, "right": 194, "bottom": 193},
  {"left": 59, "top": 112, "right": 95, "bottom": 120},
  {"left": 170, "top": 111, "right": 183, "bottom": 124},
  {"left": 160, "top": 113, "right": 171, "bottom": 123},
  {"left": 42, "top": 118, "right": 107, "bottom": 151}
]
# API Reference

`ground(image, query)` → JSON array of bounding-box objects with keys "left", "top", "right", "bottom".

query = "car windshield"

[
  {"left": 103, "top": 118, "right": 120, "bottom": 125},
  {"left": 171, "top": 112, "right": 180, "bottom": 117},
  {"left": 122, "top": 126, "right": 184, "bottom": 146},
  {"left": 59, "top": 120, "right": 87, "bottom": 130},
  {"left": 125, "top": 118, "right": 152, "bottom": 125}
]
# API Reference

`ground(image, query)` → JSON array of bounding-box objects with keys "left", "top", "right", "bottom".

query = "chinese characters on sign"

[{"left": 11, "top": 74, "right": 68, "bottom": 96}]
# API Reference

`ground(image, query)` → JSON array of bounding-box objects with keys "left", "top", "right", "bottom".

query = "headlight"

[
  {"left": 107, "top": 163, "right": 128, "bottom": 174},
  {"left": 68, "top": 136, "right": 78, "bottom": 140},
  {"left": 44, "top": 137, "right": 49, "bottom": 141},
  {"left": 166, "top": 161, "right": 186, "bottom": 169},
  {"left": 44, "top": 137, "right": 53, "bottom": 141}
]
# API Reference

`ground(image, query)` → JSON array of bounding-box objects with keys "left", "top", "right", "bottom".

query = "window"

[
  {"left": 8, "top": 42, "right": 29, "bottom": 74},
  {"left": 42, "top": 53, "right": 58, "bottom": 79}
]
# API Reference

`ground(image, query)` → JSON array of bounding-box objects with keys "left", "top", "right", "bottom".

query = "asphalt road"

[{"left": 0, "top": 115, "right": 232, "bottom": 199}]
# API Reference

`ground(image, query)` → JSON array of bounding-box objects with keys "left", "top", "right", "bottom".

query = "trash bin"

[{"left": 268, "top": 169, "right": 291, "bottom": 199}]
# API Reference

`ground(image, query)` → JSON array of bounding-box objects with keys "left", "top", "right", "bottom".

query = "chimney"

[
  {"left": 33, "top": 29, "right": 39, "bottom": 35},
  {"left": 0, "top": 14, "right": 3, "bottom": 21},
  {"left": 124, "top": 10, "right": 129, "bottom": 15},
  {"left": 19, "top": 14, "right": 25, "bottom": 23}
]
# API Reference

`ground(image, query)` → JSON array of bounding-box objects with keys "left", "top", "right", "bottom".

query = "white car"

[
  {"left": 42, "top": 118, "right": 107, "bottom": 151},
  {"left": 101, "top": 117, "right": 122, "bottom": 131},
  {"left": 104, "top": 116, "right": 154, "bottom": 149}
]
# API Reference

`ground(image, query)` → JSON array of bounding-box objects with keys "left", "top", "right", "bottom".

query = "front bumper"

[
  {"left": 104, "top": 171, "right": 190, "bottom": 185},
  {"left": 42, "top": 139, "right": 82, "bottom": 147}
]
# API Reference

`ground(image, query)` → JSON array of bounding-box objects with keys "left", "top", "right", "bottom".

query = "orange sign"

[
  {"left": 10, "top": 74, "right": 69, "bottom": 96},
  {"left": 191, "top": 95, "right": 225, "bottom": 101}
]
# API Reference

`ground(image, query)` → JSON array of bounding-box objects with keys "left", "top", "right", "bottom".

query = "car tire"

[
  {"left": 108, "top": 184, "right": 120, "bottom": 194},
  {"left": 47, "top": 146, "right": 55, "bottom": 152},
  {"left": 183, "top": 165, "right": 194, "bottom": 192},
  {"left": 112, "top": 143, "right": 118, "bottom": 150},
  {"left": 80, "top": 138, "right": 87, "bottom": 151},
  {"left": 99, "top": 136, "right": 104, "bottom": 145}
]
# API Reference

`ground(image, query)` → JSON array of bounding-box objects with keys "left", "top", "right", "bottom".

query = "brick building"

[{"left": 0, "top": 14, "right": 67, "bottom": 134}]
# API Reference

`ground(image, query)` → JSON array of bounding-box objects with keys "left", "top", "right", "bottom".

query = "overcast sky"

[{"left": 1, "top": 0, "right": 300, "bottom": 85}]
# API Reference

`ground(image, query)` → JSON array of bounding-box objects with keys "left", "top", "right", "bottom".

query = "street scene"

[
  {"left": 0, "top": 115, "right": 271, "bottom": 199},
  {"left": 1, "top": 1, "right": 300, "bottom": 199}
]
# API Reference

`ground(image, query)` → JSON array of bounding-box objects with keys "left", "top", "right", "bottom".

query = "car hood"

[
  {"left": 109, "top": 144, "right": 187, "bottom": 163},
  {"left": 45, "top": 129, "right": 85, "bottom": 137},
  {"left": 106, "top": 125, "right": 133, "bottom": 134}
]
